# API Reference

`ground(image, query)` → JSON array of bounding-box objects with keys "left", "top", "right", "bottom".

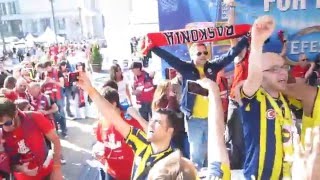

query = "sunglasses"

[
  {"left": 0, "top": 120, "right": 13, "bottom": 128},
  {"left": 301, "top": 58, "right": 308, "bottom": 61},
  {"left": 196, "top": 51, "right": 209, "bottom": 56}
]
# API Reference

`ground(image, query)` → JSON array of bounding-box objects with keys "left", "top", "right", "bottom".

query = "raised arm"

[
  {"left": 197, "top": 78, "right": 230, "bottom": 179},
  {"left": 242, "top": 16, "right": 275, "bottom": 97},
  {"left": 225, "top": 0, "right": 238, "bottom": 47},
  {"left": 213, "top": 35, "right": 249, "bottom": 71},
  {"left": 77, "top": 72, "right": 131, "bottom": 138},
  {"left": 151, "top": 47, "right": 189, "bottom": 74},
  {"left": 305, "top": 62, "right": 315, "bottom": 79}
]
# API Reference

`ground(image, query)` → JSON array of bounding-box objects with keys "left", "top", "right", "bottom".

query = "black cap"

[{"left": 129, "top": 62, "right": 142, "bottom": 70}]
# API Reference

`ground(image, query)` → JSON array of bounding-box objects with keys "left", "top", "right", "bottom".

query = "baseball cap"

[{"left": 129, "top": 61, "right": 142, "bottom": 70}]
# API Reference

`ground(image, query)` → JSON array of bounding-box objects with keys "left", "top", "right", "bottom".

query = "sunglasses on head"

[
  {"left": 0, "top": 120, "right": 13, "bottom": 128},
  {"left": 196, "top": 51, "right": 209, "bottom": 56}
]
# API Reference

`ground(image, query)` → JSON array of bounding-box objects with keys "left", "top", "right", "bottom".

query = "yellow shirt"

[
  {"left": 125, "top": 127, "right": 173, "bottom": 179},
  {"left": 192, "top": 66, "right": 209, "bottom": 119},
  {"left": 301, "top": 87, "right": 320, "bottom": 144}
]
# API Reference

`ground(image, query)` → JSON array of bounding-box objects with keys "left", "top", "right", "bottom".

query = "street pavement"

[
  {"left": 61, "top": 118, "right": 97, "bottom": 180},
  {"left": 60, "top": 71, "right": 108, "bottom": 179}
]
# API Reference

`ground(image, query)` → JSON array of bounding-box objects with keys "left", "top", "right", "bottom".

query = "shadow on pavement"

[{"left": 61, "top": 118, "right": 97, "bottom": 180}]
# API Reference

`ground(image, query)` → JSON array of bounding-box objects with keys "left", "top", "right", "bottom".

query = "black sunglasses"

[
  {"left": 0, "top": 120, "right": 13, "bottom": 128},
  {"left": 196, "top": 51, "right": 209, "bottom": 56}
]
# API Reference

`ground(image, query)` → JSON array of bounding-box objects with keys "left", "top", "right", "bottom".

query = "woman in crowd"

[
  {"left": 109, "top": 64, "right": 132, "bottom": 109},
  {"left": 58, "top": 61, "right": 74, "bottom": 118}
]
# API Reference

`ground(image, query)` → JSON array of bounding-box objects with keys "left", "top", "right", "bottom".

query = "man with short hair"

[
  {"left": 0, "top": 97, "right": 63, "bottom": 179},
  {"left": 148, "top": 33, "right": 249, "bottom": 169},
  {"left": 130, "top": 61, "right": 155, "bottom": 121},
  {"left": 93, "top": 87, "right": 143, "bottom": 180},
  {"left": 239, "top": 16, "right": 294, "bottom": 179},
  {"left": 78, "top": 72, "right": 183, "bottom": 179},
  {"left": 14, "top": 78, "right": 31, "bottom": 102},
  {"left": 29, "top": 82, "right": 59, "bottom": 125}
]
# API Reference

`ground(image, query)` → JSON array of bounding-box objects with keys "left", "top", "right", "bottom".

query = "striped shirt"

[
  {"left": 240, "top": 88, "right": 290, "bottom": 179},
  {"left": 125, "top": 127, "right": 173, "bottom": 180}
]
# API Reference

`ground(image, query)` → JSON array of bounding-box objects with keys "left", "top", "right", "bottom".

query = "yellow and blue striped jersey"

[
  {"left": 240, "top": 88, "right": 288, "bottom": 180},
  {"left": 125, "top": 127, "right": 173, "bottom": 180},
  {"left": 301, "top": 87, "right": 320, "bottom": 141}
]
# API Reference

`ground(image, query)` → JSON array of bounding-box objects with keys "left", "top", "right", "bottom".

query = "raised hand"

[
  {"left": 251, "top": 15, "right": 275, "bottom": 47},
  {"left": 292, "top": 127, "right": 320, "bottom": 180},
  {"left": 140, "top": 36, "right": 154, "bottom": 56},
  {"left": 76, "top": 72, "right": 93, "bottom": 92}
]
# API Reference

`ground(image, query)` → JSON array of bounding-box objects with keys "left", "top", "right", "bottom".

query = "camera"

[
  {"left": 68, "top": 72, "right": 79, "bottom": 84},
  {"left": 187, "top": 80, "right": 208, "bottom": 97}
]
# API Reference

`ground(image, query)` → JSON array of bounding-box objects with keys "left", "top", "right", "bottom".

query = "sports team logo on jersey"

[{"left": 266, "top": 109, "right": 276, "bottom": 120}]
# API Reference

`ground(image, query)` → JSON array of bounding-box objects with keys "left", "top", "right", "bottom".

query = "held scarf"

[
  {"left": 78, "top": 88, "right": 85, "bottom": 108},
  {"left": 142, "top": 24, "right": 251, "bottom": 55},
  {"left": 260, "top": 89, "right": 294, "bottom": 179}
]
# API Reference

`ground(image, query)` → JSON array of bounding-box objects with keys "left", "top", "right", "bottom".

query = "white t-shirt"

[{"left": 117, "top": 79, "right": 128, "bottom": 103}]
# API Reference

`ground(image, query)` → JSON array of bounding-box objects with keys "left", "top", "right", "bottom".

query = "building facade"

[{"left": 0, "top": 0, "right": 104, "bottom": 40}]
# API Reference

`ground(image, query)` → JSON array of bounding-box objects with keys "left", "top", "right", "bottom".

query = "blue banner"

[
  {"left": 236, "top": 0, "right": 320, "bottom": 62},
  {"left": 158, "top": 0, "right": 231, "bottom": 76}
]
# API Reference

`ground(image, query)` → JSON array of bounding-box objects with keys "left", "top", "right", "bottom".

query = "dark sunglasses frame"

[
  {"left": 0, "top": 120, "right": 13, "bottom": 128},
  {"left": 196, "top": 51, "right": 209, "bottom": 56}
]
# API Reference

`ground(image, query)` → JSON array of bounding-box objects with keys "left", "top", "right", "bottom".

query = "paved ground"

[{"left": 61, "top": 118, "right": 97, "bottom": 180}]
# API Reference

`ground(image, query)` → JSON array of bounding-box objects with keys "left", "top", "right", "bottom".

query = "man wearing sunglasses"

[
  {"left": 147, "top": 32, "right": 249, "bottom": 169},
  {"left": 0, "top": 97, "right": 63, "bottom": 179}
]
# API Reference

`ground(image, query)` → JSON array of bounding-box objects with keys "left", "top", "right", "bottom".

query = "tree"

[{"left": 90, "top": 45, "right": 102, "bottom": 65}]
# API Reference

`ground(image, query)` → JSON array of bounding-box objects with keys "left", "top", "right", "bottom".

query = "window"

[
  {"left": 31, "top": 19, "right": 38, "bottom": 33},
  {"left": 7, "top": 2, "right": 17, "bottom": 15},
  {"left": 40, "top": 18, "right": 51, "bottom": 31},
  {"left": 57, "top": 18, "right": 66, "bottom": 30},
  {"left": 0, "top": 3, "right": 7, "bottom": 15}
]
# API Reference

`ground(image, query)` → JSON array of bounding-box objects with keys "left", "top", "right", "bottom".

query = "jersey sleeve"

[{"left": 125, "top": 127, "right": 148, "bottom": 154}]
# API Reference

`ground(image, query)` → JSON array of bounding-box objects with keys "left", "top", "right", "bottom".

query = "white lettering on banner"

[
  {"left": 264, "top": 0, "right": 306, "bottom": 11},
  {"left": 289, "top": 40, "right": 320, "bottom": 54},
  {"left": 264, "top": 0, "right": 276, "bottom": 12},
  {"left": 292, "top": 0, "right": 306, "bottom": 10},
  {"left": 277, "top": 0, "right": 291, "bottom": 11},
  {"left": 221, "top": 4, "right": 229, "bottom": 20},
  {"left": 310, "top": 41, "right": 318, "bottom": 52},
  {"left": 290, "top": 41, "right": 300, "bottom": 54}
]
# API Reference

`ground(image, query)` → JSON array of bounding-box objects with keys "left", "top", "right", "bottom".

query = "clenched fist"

[{"left": 251, "top": 15, "right": 275, "bottom": 48}]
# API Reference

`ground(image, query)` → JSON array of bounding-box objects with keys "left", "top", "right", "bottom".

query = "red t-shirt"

[
  {"left": 230, "top": 51, "right": 249, "bottom": 99},
  {"left": 3, "top": 112, "right": 54, "bottom": 179},
  {"left": 30, "top": 94, "right": 55, "bottom": 124},
  {"left": 14, "top": 90, "right": 31, "bottom": 102},
  {"left": 133, "top": 71, "right": 155, "bottom": 104},
  {"left": 291, "top": 65, "right": 309, "bottom": 78},
  {"left": 96, "top": 113, "right": 143, "bottom": 180}
]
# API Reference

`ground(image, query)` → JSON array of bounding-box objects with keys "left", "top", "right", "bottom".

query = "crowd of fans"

[
  {"left": 87, "top": 3, "right": 320, "bottom": 180},
  {"left": 0, "top": 41, "right": 94, "bottom": 179},
  {"left": 0, "top": 1, "right": 320, "bottom": 180}
]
